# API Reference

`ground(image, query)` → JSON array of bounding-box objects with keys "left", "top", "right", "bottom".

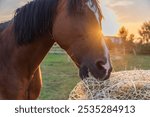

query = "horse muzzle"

[{"left": 79, "top": 63, "right": 112, "bottom": 80}]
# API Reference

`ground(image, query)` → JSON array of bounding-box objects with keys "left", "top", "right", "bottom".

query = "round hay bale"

[{"left": 69, "top": 70, "right": 150, "bottom": 100}]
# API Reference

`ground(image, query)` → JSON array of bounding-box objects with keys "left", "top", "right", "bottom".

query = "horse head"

[{"left": 53, "top": 0, "right": 112, "bottom": 80}]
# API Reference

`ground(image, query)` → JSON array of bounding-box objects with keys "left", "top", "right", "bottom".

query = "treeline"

[{"left": 106, "top": 21, "right": 150, "bottom": 55}]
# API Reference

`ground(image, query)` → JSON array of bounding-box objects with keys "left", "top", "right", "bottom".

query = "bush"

[{"left": 136, "top": 43, "right": 150, "bottom": 55}]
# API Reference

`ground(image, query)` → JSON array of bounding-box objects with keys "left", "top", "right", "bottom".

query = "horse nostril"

[
  {"left": 96, "top": 61, "right": 106, "bottom": 72},
  {"left": 96, "top": 58, "right": 106, "bottom": 65}
]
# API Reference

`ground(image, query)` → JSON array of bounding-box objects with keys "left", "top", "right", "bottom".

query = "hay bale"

[{"left": 69, "top": 70, "right": 150, "bottom": 100}]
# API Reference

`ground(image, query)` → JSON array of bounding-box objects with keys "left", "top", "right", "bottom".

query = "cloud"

[
  {"left": 100, "top": 0, "right": 150, "bottom": 36},
  {"left": 106, "top": 0, "right": 150, "bottom": 23},
  {"left": 109, "top": 1, "right": 134, "bottom": 7}
]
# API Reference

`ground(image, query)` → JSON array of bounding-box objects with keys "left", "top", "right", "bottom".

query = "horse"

[
  {"left": 0, "top": 0, "right": 112, "bottom": 100},
  {"left": 0, "top": 21, "right": 11, "bottom": 32}
]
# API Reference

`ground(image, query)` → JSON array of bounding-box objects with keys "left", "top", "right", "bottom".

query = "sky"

[
  {"left": 0, "top": 0, "right": 150, "bottom": 36},
  {"left": 0, "top": 0, "right": 28, "bottom": 21},
  {"left": 101, "top": 0, "right": 150, "bottom": 36}
]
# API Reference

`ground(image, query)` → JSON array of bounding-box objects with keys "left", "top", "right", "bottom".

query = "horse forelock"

[
  {"left": 68, "top": 0, "right": 103, "bottom": 17},
  {"left": 86, "top": 0, "right": 101, "bottom": 26}
]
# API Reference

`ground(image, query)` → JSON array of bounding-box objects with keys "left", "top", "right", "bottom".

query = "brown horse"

[{"left": 0, "top": 0, "right": 112, "bottom": 100}]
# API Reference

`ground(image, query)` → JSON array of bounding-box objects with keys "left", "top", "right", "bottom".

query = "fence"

[{"left": 49, "top": 43, "right": 66, "bottom": 54}]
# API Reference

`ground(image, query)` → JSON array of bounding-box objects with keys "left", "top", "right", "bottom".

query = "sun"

[{"left": 100, "top": 1, "right": 120, "bottom": 36}]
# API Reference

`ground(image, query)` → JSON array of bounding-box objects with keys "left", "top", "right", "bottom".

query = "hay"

[{"left": 69, "top": 70, "right": 150, "bottom": 100}]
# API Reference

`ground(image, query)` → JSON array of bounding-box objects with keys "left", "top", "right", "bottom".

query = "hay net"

[{"left": 69, "top": 70, "right": 150, "bottom": 100}]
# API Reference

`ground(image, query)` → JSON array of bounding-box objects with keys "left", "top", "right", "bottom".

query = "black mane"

[
  {"left": 14, "top": 0, "right": 102, "bottom": 45},
  {"left": 14, "top": 0, "right": 59, "bottom": 44}
]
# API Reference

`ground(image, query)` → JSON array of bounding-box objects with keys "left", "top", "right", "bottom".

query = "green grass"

[
  {"left": 111, "top": 54, "right": 150, "bottom": 71},
  {"left": 39, "top": 54, "right": 80, "bottom": 100},
  {"left": 39, "top": 53, "right": 150, "bottom": 100}
]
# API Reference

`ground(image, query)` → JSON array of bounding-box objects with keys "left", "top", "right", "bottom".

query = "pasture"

[{"left": 39, "top": 50, "right": 150, "bottom": 100}]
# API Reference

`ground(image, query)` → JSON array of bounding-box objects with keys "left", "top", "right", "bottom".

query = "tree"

[
  {"left": 118, "top": 26, "right": 128, "bottom": 43},
  {"left": 128, "top": 34, "right": 135, "bottom": 42},
  {"left": 127, "top": 34, "right": 136, "bottom": 55},
  {"left": 118, "top": 26, "right": 128, "bottom": 55},
  {"left": 139, "top": 21, "right": 150, "bottom": 43}
]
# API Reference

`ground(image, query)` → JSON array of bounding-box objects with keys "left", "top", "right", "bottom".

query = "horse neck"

[
  {"left": 21, "top": 33, "right": 55, "bottom": 73},
  {"left": 0, "top": 24, "right": 54, "bottom": 75}
]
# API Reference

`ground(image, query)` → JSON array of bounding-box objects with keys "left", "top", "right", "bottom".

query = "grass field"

[{"left": 39, "top": 53, "right": 150, "bottom": 100}]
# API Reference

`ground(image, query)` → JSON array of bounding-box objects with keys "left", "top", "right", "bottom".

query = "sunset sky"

[
  {"left": 0, "top": 0, "right": 150, "bottom": 37},
  {"left": 101, "top": 0, "right": 150, "bottom": 36}
]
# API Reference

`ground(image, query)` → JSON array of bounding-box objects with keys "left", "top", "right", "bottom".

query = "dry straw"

[{"left": 69, "top": 70, "right": 150, "bottom": 100}]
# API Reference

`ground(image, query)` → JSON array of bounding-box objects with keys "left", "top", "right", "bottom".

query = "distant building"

[{"left": 105, "top": 36, "right": 122, "bottom": 45}]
